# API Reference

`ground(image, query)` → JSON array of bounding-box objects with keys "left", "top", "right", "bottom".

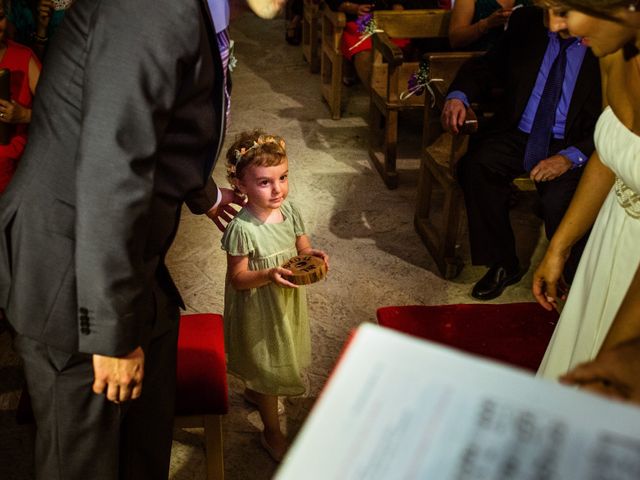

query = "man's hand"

[
  {"left": 530, "top": 154, "right": 572, "bottom": 183},
  {"left": 206, "top": 187, "right": 245, "bottom": 232},
  {"left": 441, "top": 98, "right": 468, "bottom": 135},
  {"left": 560, "top": 337, "right": 640, "bottom": 405},
  {"left": 92, "top": 346, "right": 144, "bottom": 403}
]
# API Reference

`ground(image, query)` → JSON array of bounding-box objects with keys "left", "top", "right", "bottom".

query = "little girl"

[{"left": 221, "top": 130, "right": 329, "bottom": 462}]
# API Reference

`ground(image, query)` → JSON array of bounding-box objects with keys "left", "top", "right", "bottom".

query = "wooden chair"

[
  {"left": 413, "top": 52, "right": 481, "bottom": 279},
  {"left": 320, "top": 5, "right": 347, "bottom": 119},
  {"left": 174, "top": 313, "right": 229, "bottom": 480},
  {"left": 414, "top": 52, "right": 534, "bottom": 279},
  {"left": 368, "top": 9, "right": 450, "bottom": 189},
  {"left": 302, "top": 0, "right": 323, "bottom": 73}
]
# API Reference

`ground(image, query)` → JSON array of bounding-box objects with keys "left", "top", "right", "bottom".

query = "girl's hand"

[
  {"left": 0, "top": 99, "right": 30, "bottom": 124},
  {"left": 269, "top": 267, "right": 298, "bottom": 288},
  {"left": 532, "top": 247, "right": 570, "bottom": 311},
  {"left": 299, "top": 248, "right": 330, "bottom": 271}
]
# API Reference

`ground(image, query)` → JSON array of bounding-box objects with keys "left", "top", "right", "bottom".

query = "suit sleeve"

[
  {"left": 569, "top": 56, "right": 601, "bottom": 161},
  {"left": 75, "top": 1, "right": 204, "bottom": 355}
]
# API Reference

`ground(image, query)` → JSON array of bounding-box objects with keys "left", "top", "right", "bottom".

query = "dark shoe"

[
  {"left": 342, "top": 75, "right": 357, "bottom": 86},
  {"left": 471, "top": 264, "right": 525, "bottom": 300}
]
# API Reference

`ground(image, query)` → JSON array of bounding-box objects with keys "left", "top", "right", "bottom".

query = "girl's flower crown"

[
  {"left": 232, "top": 141, "right": 260, "bottom": 169},
  {"left": 226, "top": 135, "right": 286, "bottom": 181}
]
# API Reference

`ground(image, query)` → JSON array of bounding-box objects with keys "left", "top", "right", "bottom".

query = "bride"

[{"left": 532, "top": 0, "right": 640, "bottom": 379}]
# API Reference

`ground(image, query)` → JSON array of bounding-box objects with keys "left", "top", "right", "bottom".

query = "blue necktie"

[{"left": 523, "top": 38, "right": 573, "bottom": 172}]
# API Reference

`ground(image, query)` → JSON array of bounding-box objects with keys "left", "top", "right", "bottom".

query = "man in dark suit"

[
  {"left": 0, "top": 0, "right": 281, "bottom": 478},
  {"left": 441, "top": 5, "right": 601, "bottom": 300}
]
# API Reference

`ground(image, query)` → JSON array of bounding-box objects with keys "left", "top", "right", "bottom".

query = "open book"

[{"left": 276, "top": 324, "right": 640, "bottom": 479}]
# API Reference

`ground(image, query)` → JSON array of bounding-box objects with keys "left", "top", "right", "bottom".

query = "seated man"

[{"left": 441, "top": 4, "right": 601, "bottom": 300}]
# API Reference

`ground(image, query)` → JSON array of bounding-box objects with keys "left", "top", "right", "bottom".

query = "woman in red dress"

[{"left": 0, "top": 0, "right": 41, "bottom": 194}]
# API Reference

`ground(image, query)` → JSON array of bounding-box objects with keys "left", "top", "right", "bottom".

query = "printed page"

[{"left": 276, "top": 324, "right": 640, "bottom": 480}]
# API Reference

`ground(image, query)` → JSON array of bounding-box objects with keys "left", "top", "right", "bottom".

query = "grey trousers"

[{"left": 14, "top": 322, "right": 179, "bottom": 480}]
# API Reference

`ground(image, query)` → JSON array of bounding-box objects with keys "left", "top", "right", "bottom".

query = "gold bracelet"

[{"left": 33, "top": 32, "right": 48, "bottom": 43}]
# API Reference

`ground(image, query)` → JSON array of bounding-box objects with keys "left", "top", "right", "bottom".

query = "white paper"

[{"left": 276, "top": 324, "right": 640, "bottom": 480}]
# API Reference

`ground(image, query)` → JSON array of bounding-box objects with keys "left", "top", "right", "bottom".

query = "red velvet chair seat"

[
  {"left": 176, "top": 313, "right": 228, "bottom": 416},
  {"left": 175, "top": 313, "right": 228, "bottom": 480},
  {"left": 376, "top": 303, "right": 559, "bottom": 372}
]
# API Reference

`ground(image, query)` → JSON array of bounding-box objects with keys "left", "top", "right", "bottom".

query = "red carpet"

[{"left": 377, "top": 303, "right": 559, "bottom": 372}]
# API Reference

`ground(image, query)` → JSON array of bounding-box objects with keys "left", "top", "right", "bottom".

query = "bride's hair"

[{"left": 540, "top": 0, "right": 640, "bottom": 21}]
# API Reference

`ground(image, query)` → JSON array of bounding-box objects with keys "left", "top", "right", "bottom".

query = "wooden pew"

[
  {"left": 368, "top": 9, "right": 450, "bottom": 189},
  {"left": 320, "top": 5, "right": 347, "bottom": 119},
  {"left": 302, "top": 0, "right": 323, "bottom": 73}
]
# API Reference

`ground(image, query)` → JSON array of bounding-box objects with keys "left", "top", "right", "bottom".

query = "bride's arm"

[
  {"left": 532, "top": 150, "right": 615, "bottom": 309},
  {"left": 532, "top": 57, "right": 616, "bottom": 310}
]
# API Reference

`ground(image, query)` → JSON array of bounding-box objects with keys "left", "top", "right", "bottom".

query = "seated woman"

[
  {"left": 0, "top": 1, "right": 42, "bottom": 194},
  {"left": 9, "top": 0, "right": 74, "bottom": 59},
  {"left": 449, "top": 0, "right": 532, "bottom": 50}
]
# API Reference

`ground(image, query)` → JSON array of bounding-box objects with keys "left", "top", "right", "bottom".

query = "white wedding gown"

[{"left": 538, "top": 106, "right": 640, "bottom": 379}]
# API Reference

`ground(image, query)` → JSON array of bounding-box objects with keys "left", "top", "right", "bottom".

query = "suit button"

[
  {"left": 80, "top": 327, "right": 90, "bottom": 335},
  {"left": 79, "top": 307, "right": 88, "bottom": 315}
]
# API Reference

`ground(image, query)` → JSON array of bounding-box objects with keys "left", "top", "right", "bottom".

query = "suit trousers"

[
  {"left": 14, "top": 316, "right": 179, "bottom": 480},
  {"left": 457, "top": 128, "right": 588, "bottom": 282}
]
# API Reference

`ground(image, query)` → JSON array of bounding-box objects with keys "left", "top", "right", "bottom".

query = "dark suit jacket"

[
  {"left": 0, "top": 0, "right": 225, "bottom": 356},
  {"left": 449, "top": 6, "right": 601, "bottom": 157}
]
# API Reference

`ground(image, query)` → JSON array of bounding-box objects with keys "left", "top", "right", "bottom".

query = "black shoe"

[{"left": 471, "top": 264, "right": 525, "bottom": 300}]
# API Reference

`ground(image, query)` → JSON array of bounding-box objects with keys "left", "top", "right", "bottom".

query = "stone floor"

[{"left": 0, "top": 11, "right": 546, "bottom": 480}]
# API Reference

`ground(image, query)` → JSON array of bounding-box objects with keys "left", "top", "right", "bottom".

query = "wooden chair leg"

[
  {"left": 329, "top": 58, "right": 342, "bottom": 120},
  {"left": 415, "top": 155, "right": 465, "bottom": 279},
  {"left": 383, "top": 109, "right": 398, "bottom": 187},
  {"left": 440, "top": 184, "right": 464, "bottom": 279},
  {"left": 308, "top": 14, "right": 320, "bottom": 73},
  {"left": 204, "top": 415, "right": 224, "bottom": 480},
  {"left": 369, "top": 106, "right": 398, "bottom": 189}
]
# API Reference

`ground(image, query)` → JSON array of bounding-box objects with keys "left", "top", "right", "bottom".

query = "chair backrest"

[
  {"left": 370, "top": 10, "right": 452, "bottom": 105},
  {"left": 374, "top": 9, "right": 450, "bottom": 39},
  {"left": 421, "top": 52, "right": 484, "bottom": 170}
]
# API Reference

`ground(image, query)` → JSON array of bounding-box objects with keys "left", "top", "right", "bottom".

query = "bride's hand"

[{"left": 532, "top": 247, "right": 570, "bottom": 311}]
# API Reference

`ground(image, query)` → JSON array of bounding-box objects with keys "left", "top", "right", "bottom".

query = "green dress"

[{"left": 221, "top": 200, "right": 311, "bottom": 396}]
